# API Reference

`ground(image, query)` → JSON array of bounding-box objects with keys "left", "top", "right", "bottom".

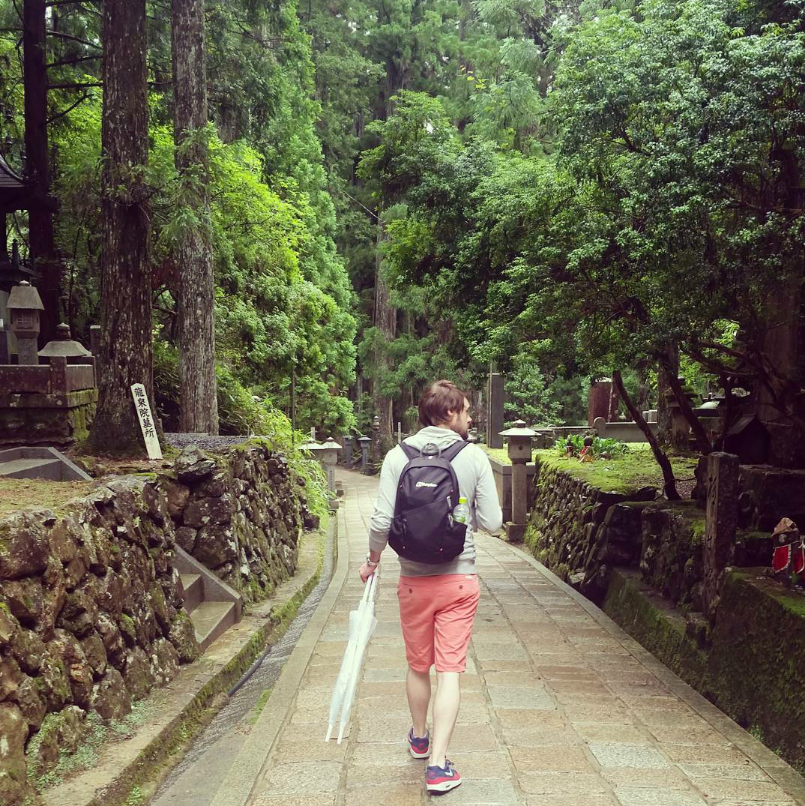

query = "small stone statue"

[{"left": 771, "top": 517, "right": 805, "bottom": 585}]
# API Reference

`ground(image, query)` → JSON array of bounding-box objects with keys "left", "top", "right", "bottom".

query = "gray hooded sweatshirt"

[{"left": 368, "top": 426, "right": 503, "bottom": 577}]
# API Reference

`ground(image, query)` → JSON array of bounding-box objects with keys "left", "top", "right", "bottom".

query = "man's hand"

[{"left": 359, "top": 561, "right": 377, "bottom": 582}]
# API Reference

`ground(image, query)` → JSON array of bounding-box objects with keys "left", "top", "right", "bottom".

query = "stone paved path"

[{"left": 218, "top": 470, "right": 805, "bottom": 806}]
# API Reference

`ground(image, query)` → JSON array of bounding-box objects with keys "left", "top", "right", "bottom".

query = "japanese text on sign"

[{"left": 131, "top": 383, "right": 162, "bottom": 460}]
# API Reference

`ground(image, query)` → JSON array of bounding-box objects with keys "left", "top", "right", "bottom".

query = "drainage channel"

[{"left": 150, "top": 523, "right": 337, "bottom": 806}]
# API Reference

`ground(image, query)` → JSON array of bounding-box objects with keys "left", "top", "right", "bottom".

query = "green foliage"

[
  {"left": 0, "top": 0, "right": 357, "bottom": 438},
  {"left": 556, "top": 434, "right": 629, "bottom": 459},
  {"left": 349, "top": 0, "right": 805, "bottom": 455}
]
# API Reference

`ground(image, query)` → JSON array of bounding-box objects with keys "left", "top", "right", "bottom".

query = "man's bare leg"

[
  {"left": 407, "top": 666, "right": 431, "bottom": 737},
  {"left": 430, "top": 671, "right": 460, "bottom": 767}
]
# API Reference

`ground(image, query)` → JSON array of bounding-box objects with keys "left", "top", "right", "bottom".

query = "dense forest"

[{"left": 1, "top": 0, "right": 803, "bottom": 465}]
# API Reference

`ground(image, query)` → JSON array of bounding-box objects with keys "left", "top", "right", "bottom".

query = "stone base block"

[
  {"left": 0, "top": 389, "right": 97, "bottom": 448},
  {"left": 505, "top": 522, "right": 526, "bottom": 543}
]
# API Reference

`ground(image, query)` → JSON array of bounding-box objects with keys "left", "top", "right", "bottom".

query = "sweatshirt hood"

[{"left": 404, "top": 425, "right": 463, "bottom": 451}]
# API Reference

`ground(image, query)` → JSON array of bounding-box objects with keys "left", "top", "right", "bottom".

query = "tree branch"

[
  {"left": 47, "top": 53, "right": 101, "bottom": 69},
  {"left": 47, "top": 93, "right": 89, "bottom": 124},
  {"left": 46, "top": 30, "right": 101, "bottom": 50},
  {"left": 48, "top": 81, "right": 102, "bottom": 90},
  {"left": 657, "top": 353, "right": 713, "bottom": 455}
]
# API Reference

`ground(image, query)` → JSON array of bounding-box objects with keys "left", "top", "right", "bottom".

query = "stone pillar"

[
  {"left": 510, "top": 462, "right": 528, "bottom": 541},
  {"left": 358, "top": 435, "right": 371, "bottom": 474},
  {"left": 487, "top": 373, "right": 506, "bottom": 449},
  {"left": 321, "top": 438, "right": 341, "bottom": 510},
  {"left": 588, "top": 379, "right": 616, "bottom": 426},
  {"left": 0, "top": 319, "right": 7, "bottom": 364},
  {"left": 341, "top": 435, "right": 354, "bottom": 467},
  {"left": 704, "top": 452, "right": 739, "bottom": 621},
  {"left": 371, "top": 415, "right": 381, "bottom": 465}
]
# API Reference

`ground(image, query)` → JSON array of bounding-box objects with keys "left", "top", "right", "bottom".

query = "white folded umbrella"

[{"left": 325, "top": 572, "right": 378, "bottom": 743}]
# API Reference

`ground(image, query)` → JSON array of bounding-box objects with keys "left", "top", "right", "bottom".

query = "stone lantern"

[
  {"left": 321, "top": 437, "right": 342, "bottom": 508},
  {"left": 300, "top": 439, "right": 326, "bottom": 462},
  {"left": 7, "top": 280, "right": 43, "bottom": 365},
  {"left": 500, "top": 419, "right": 536, "bottom": 542},
  {"left": 341, "top": 434, "right": 354, "bottom": 467},
  {"left": 39, "top": 323, "right": 92, "bottom": 361}
]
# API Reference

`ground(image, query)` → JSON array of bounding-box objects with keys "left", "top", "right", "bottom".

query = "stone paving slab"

[{"left": 211, "top": 470, "right": 805, "bottom": 806}]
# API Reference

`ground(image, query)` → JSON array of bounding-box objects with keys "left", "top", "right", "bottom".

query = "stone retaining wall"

[
  {"left": 0, "top": 441, "right": 319, "bottom": 804},
  {"left": 523, "top": 461, "right": 656, "bottom": 600},
  {"left": 524, "top": 456, "right": 805, "bottom": 771},
  {"left": 165, "top": 443, "right": 317, "bottom": 601},
  {"left": 0, "top": 475, "right": 198, "bottom": 805},
  {"left": 604, "top": 568, "right": 805, "bottom": 770}
]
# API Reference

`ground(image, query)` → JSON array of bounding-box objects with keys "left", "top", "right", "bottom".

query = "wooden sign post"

[{"left": 131, "top": 383, "right": 163, "bottom": 461}]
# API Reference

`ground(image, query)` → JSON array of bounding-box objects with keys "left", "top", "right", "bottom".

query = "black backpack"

[{"left": 388, "top": 440, "right": 470, "bottom": 564}]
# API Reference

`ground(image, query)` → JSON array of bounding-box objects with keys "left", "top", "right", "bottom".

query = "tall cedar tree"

[
  {"left": 23, "top": 0, "right": 58, "bottom": 342},
  {"left": 172, "top": 0, "right": 218, "bottom": 434},
  {"left": 87, "top": 0, "right": 153, "bottom": 453}
]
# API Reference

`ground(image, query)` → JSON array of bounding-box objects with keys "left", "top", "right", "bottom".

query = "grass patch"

[
  {"left": 482, "top": 447, "right": 511, "bottom": 465},
  {"left": 0, "top": 477, "right": 94, "bottom": 518},
  {"left": 536, "top": 448, "right": 698, "bottom": 494},
  {"left": 482, "top": 443, "right": 697, "bottom": 494}
]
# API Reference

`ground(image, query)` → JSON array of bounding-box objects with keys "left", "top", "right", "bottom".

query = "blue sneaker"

[
  {"left": 426, "top": 759, "right": 462, "bottom": 793},
  {"left": 408, "top": 727, "right": 430, "bottom": 759}
]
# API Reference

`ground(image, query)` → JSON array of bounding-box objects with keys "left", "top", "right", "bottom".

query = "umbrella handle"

[
  {"left": 366, "top": 568, "right": 378, "bottom": 603},
  {"left": 361, "top": 566, "right": 379, "bottom": 606}
]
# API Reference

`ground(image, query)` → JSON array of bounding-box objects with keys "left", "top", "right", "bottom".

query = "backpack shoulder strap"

[
  {"left": 440, "top": 440, "right": 470, "bottom": 463},
  {"left": 400, "top": 443, "right": 419, "bottom": 461}
]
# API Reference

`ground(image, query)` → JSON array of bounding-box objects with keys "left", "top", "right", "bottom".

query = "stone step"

[
  {"left": 0, "top": 457, "right": 63, "bottom": 480},
  {"left": 190, "top": 601, "right": 238, "bottom": 653},
  {"left": 180, "top": 573, "right": 203, "bottom": 614}
]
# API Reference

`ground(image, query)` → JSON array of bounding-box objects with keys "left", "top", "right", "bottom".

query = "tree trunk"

[
  {"left": 612, "top": 370, "right": 679, "bottom": 500},
  {"left": 657, "top": 352, "right": 712, "bottom": 455},
  {"left": 657, "top": 343, "right": 678, "bottom": 447},
  {"left": 172, "top": 0, "right": 218, "bottom": 435},
  {"left": 87, "top": 0, "right": 153, "bottom": 455},
  {"left": 373, "top": 216, "right": 395, "bottom": 451},
  {"left": 23, "top": 0, "right": 59, "bottom": 343}
]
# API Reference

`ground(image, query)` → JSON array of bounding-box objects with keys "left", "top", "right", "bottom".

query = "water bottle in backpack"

[{"left": 452, "top": 496, "right": 469, "bottom": 524}]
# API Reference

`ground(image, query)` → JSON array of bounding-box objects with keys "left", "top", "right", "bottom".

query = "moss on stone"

[
  {"left": 603, "top": 569, "right": 708, "bottom": 689},
  {"left": 532, "top": 448, "right": 698, "bottom": 495},
  {"left": 484, "top": 443, "right": 696, "bottom": 494},
  {"left": 706, "top": 571, "right": 805, "bottom": 769},
  {"left": 605, "top": 567, "right": 805, "bottom": 772},
  {"left": 0, "top": 479, "right": 93, "bottom": 518}
]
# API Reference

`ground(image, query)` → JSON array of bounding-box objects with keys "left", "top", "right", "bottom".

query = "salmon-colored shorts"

[{"left": 397, "top": 574, "right": 481, "bottom": 673}]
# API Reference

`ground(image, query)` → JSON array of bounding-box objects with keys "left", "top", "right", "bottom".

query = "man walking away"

[{"left": 359, "top": 380, "right": 503, "bottom": 793}]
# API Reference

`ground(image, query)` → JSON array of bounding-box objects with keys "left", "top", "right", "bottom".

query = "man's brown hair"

[{"left": 418, "top": 380, "right": 467, "bottom": 427}]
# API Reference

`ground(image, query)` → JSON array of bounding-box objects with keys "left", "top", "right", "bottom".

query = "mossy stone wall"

[
  {"left": 707, "top": 571, "right": 805, "bottom": 768},
  {"left": 524, "top": 462, "right": 628, "bottom": 586},
  {"left": 603, "top": 569, "right": 708, "bottom": 687},
  {"left": 166, "top": 443, "right": 317, "bottom": 601},
  {"left": 524, "top": 459, "right": 660, "bottom": 601},
  {"left": 0, "top": 476, "right": 198, "bottom": 805},
  {"left": 604, "top": 568, "right": 805, "bottom": 771},
  {"left": 526, "top": 456, "right": 805, "bottom": 772},
  {"left": 0, "top": 440, "right": 319, "bottom": 804}
]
